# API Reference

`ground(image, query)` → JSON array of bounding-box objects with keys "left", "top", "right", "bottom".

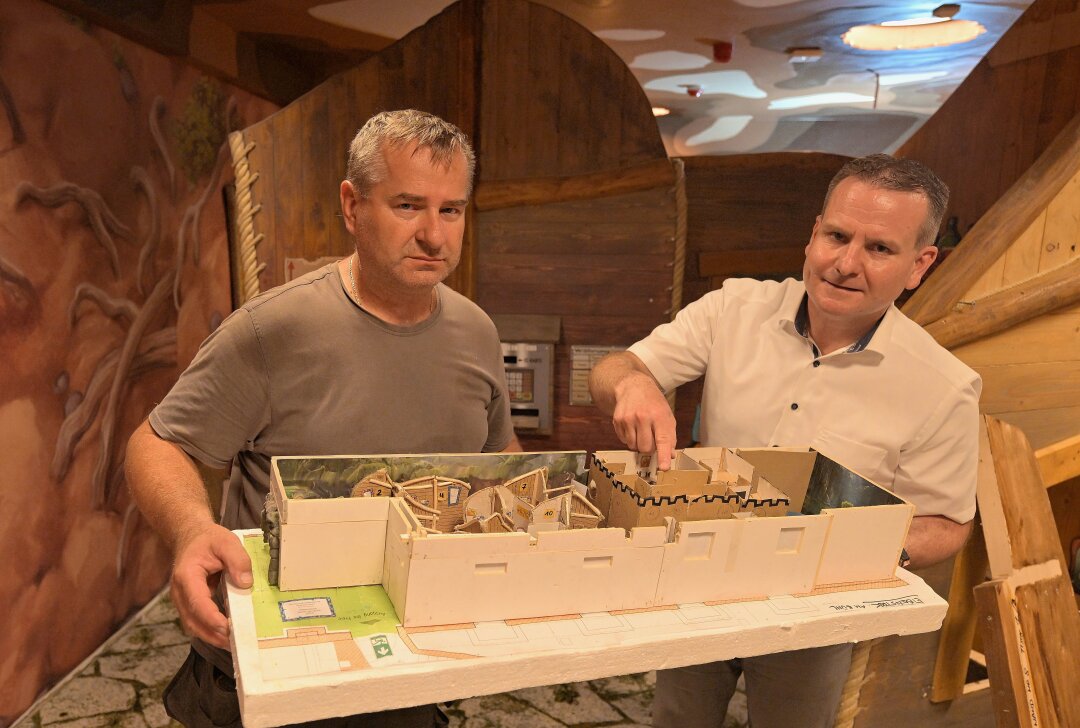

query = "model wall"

[{"left": 0, "top": 1, "right": 277, "bottom": 722}]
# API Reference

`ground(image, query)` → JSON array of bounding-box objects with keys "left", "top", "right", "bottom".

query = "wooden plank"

[
  {"left": 977, "top": 416, "right": 1014, "bottom": 580},
  {"left": 271, "top": 102, "right": 305, "bottom": 289},
  {"left": 978, "top": 359, "right": 1080, "bottom": 414},
  {"left": 924, "top": 256, "right": 1080, "bottom": 349},
  {"left": 853, "top": 559, "right": 995, "bottom": 728},
  {"left": 473, "top": 159, "right": 676, "bottom": 211},
  {"left": 950, "top": 305, "right": 1080, "bottom": 367},
  {"left": 299, "top": 90, "right": 330, "bottom": 260},
  {"left": 930, "top": 522, "right": 989, "bottom": 702},
  {"left": 1040, "top": 164, "right": 1080, "bottom": 271},
  {"left": 698, "top": 247, "right": 805, "bottom": 277},
  {"left": 1013, "top": 578, "right": 1080, "bottom": 727},
  {"left": 972, "top": 581, "right": 1025, "bottom": 728},
  {"left": 996, "top": 405, "right": 1080, "bottom": 453},
  {"left": 324, "top": 72, "right": 356, "bottom": 257},
  {"left": 985, "top": 416, "right": 1070, "bottom": 571},
  {"left": 1036, "top": 433, "right": 1080, "bottom": 487},
  {"left": 1000, "top": 209, "right": 1047, "bottom": 287},
  {"left": 963, "top": 253, "right": 1006, "bottom": 300},
  {"left": 902, "top": 111, "right": 1080, "bottom": 326}
]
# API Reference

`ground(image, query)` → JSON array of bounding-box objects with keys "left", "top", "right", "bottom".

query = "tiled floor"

[{"left": 16, "top": 591, "right": 748, "bottom": 728}]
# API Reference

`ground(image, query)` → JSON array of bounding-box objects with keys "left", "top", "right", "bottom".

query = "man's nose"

[
  {"left": 415, "top": 209, "right": 446, "bottom": 249},
  {"left": 835, "top": 242, "right": 862, "bottom": 275}
]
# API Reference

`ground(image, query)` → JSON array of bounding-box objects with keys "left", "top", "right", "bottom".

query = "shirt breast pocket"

[{"left": 810, "top": 428, "right": 892, "bottom": 487}]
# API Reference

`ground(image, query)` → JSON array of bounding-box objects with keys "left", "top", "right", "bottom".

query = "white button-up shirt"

[{"left": 630, "top": 278, "right": 980, "bottom": 522}]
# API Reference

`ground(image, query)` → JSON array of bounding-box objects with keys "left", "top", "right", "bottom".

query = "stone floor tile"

[
  {"left": 724, "top": 689, "right": 748, "bottom": 728},
  {"left": 511, "top": 683, "right": 622, "bottom": 725},
  {"left": 98, "top": 645, "right": 189, "bottom": 687},
  {"left": 138, "top": 685, "right": 175, "bottom": 728},
  {"left": 448, "top": 694, "right": 564, "bottom": 728},
  {"left": 39, "top": 677, "right": 136, "bottom": 724},
  {"left": 117, "top": 712, "right": 149, "bottom": 728},
  {"left": 34, "top": 716, "right": 110, "bottom": 728},
  {"left": 610, "top": 691, "right": 651, "bottom": 725},
  {"left": 588, "top": 672, "right": 653, "bottom": 699},
  {"left": 107, "top": 623, "right": 189, "bottom": 654}
]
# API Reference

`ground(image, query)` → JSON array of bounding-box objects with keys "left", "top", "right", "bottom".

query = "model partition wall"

[{"left": 262, "top": 448, "right": 913, "bottom": 627}]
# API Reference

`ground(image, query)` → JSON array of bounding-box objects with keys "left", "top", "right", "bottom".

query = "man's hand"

[
  {"left": 590, "top": 352, "right": 678, "bottom": 470},
  {"left": 170, "top": 525, "right": 253, "bottom": 650}
]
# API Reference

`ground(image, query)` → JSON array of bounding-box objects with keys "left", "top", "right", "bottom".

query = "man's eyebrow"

[{"left": 390, "top": 192, "right": 469, "bottom": 206}]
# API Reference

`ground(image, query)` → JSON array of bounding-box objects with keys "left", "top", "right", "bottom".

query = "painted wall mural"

[{"left": 0, "top": 1, "right": 276, "bottom": 722}]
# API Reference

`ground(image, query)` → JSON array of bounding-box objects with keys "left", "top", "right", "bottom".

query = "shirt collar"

[{"left": 790, "top": 293, "right": 890, "bottom": 355}]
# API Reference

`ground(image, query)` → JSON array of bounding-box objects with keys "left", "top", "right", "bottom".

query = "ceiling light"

[
  {"left": 768, "top": 92, "right": 875, "bottom": 110},
  {"left": 786, "top": 46, "right": 823, "bottom": 63},
  {"left": 652, "top": 106, "right": 671, "bottom": 117},
  {"left": 842, "top": 17, "right": 985, "bottom": 51}
]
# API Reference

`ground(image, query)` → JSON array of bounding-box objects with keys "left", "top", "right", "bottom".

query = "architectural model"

[{"left": 261, "top": 447, "right": 914, "bottom": 627}]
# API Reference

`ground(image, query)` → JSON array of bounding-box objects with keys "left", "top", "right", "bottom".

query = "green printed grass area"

[{"left": 241, "top": 535, "right": 400, "bottom": 640}]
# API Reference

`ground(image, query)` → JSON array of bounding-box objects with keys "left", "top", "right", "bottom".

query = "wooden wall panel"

[
  {"left": 476, "top": 187, "right": 675, "bottom": 452},
  {"left": 898, "top": 0, "right": 1080, "bottom": 237},
  {"left": 478, "top": 0, "right": 665, "bottom": 181},
  {"left": 239, "top": 0, "right": 477, "bottom": 293},
  {"left": 678, "top": 152, "right": 848, "bottom": 306}
]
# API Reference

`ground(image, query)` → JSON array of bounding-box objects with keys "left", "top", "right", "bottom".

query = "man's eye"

[
  {"left": 441, "top": 207, "right": 462, "bottom": 216},
  {"left": 399, "top": 203, "right": 417, "bottom": 210}
]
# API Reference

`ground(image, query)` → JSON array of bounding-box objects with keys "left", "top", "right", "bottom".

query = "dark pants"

[
  {"left": 652, "top": 643, "right": 853, "bottom": 728},
  {"left": 163, "top": 644, "right": 441, "bottom": 727}
]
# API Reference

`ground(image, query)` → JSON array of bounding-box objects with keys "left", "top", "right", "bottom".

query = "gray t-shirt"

[{"left": 150, "top": 263, "right": 513, "bottom": 529}]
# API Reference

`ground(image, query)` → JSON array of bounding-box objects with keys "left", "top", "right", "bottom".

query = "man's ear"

[
  {"left": 340, "top": 180, "right": 358, "bottom": 235},
  {"left": 906, "top": 243, "right": 939, "bottom": 290}
]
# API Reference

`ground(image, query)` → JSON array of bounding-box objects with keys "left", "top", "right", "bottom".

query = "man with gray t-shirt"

[{"left": 126, "top": 110, "right": 519, "bottom": 728}]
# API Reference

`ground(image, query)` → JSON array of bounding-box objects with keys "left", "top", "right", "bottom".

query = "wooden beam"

[
  {"left": 930, "top": 522, "right": 989, "bottom": 703},
  {"left": 473, "top": 158, "right": 675, "bottom": 211},
  {"left": 977, "top": 416, "right": 1080, "bottom": 727},
  {"left": 1035, "top": 433, "right": 1080, "bottom": 488},
  {"left": 903, "top": 111, "right": 1080, "bottom": 326},
  {"left": 922, "top": 257, "right": 1080, "bottom": 349},
  {"left": 698, "top": 247, "right": 804, "bottom": 278},
  {"left": 972, "top": 580, "right": 1026, "bottom": 728}
]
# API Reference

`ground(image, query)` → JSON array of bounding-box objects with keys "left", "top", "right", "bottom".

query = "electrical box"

[{"left": 491, "top": 315, "right": 560, "bottom": 435}]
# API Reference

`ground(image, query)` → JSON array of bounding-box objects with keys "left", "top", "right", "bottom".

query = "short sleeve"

[
  {"left": 892, "top": 375, "right": 981, "bottom": 522},
  {"left": 629, "top": 288, "right": 725, "bottom": 392},
  {"left": 483, "top": 334, "right": 515, "bottom": 452},
  {"left": 149, "top": 308, "right": 271, "bottom": 468}
]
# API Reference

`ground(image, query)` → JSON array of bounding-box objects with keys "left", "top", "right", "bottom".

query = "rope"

[
  {"left": 665, "top": 158, "right": 688, "bottom": 413},
  {"left": 670, "top": 157, "right": 687, "bottom": 320},
  {"left": 228, "top": 130, "right": 265, "bottom": 306},
  {"left": 833, "top": 639, "right": 877, "bottom": 728}
]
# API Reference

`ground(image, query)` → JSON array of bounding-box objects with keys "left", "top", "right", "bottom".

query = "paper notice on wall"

[{"left": 570, "top": 345, "right": 626, "bottom": 405}]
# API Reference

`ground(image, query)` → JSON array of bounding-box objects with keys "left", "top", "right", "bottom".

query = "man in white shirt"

[{"left": 589, "top": 154, "right": 980, "bottom": 728}]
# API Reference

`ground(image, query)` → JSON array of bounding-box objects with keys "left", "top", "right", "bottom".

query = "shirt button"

[
  {"left": 813, "top": 360, "right": 821, "bottom": 368},
  {"left": 791, "top": 403, "right": 799, "bottom": 410}
]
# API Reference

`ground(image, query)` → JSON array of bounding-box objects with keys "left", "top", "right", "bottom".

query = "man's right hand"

[
  {"left": 170, "top": 525, "right": 253, "bottom": 650},
  {"left": 611, "top": 371, "right": 678, "bottom": 471}
]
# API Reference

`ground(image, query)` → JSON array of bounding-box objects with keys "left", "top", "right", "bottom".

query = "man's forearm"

[
  {"left": 589, "top": 352, "right": 658, "bottom": 415},
  {"left": 905, "top": 514, "right": 973, "bottom": 569},
  {"left": 126, "top": 419, "right": 217, "bottom": 553}
]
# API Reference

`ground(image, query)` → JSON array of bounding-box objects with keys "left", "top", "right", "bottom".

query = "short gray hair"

[
  {"left": 823, "top": 154, "right": 949, "bottom": 248},
  {"left": 345, "top": 109, "right": 475, "bottom": 196}
]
